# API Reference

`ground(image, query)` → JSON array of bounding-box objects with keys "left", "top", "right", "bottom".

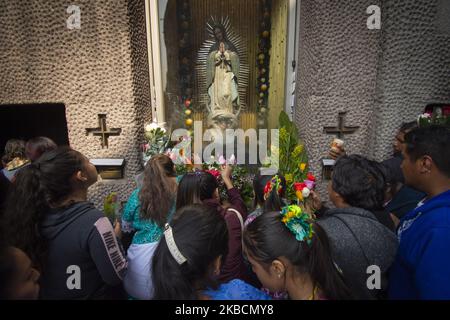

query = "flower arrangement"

[
  {"left": 418, "top": 105, "right": 450, "bottom": 128},
  {"left": 204, "top": 155, "right": 255, "bottom": 209},
  {"left": 264, "top": 112, "right": 314, "bottom": 208},
  {"left": 142, "top": 121, "right": 169, "bottom": 165}
]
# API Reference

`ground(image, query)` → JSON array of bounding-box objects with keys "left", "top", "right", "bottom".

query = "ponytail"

[
  {"left": 253, "top": 173, "right": 286, "bottom": 212},
  {"left": 140, "top": 154, "right": 177, "bottom": 225},
  {"left": 308, "top": 224, "right": 353, "bottom": 300},
  {"left": 2, "top": 147, "right": 84, "bottom": 270}
]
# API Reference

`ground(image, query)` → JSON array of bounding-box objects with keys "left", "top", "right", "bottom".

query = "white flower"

[
  {"left": 302, "top": 187, "right": 310, "bottom": 198},
  {"left": 229, "top": 154, "right": 236, "bottom": 165},
  {"left": 145, "top": 121, "right": 166, "bottom": 133}
]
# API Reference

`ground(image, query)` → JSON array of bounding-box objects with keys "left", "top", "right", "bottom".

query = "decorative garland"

[
  {"left": 177, "top": 0, "right": 194, "bottom": 129},
  {"left": 257, "top": 0, "right": 272, "bottom": 128}
]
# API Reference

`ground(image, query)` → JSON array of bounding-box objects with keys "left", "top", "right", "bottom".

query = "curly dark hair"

[
  {"left": 2, "top": 139, "right": 26, "bottom": 164},
  {"left": 332, "top": 155, "right": 387, "bottom": 211}
]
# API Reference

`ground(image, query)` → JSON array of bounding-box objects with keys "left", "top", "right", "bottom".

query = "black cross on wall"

[
  {"left": 323, "top": 112, "right": 360, "bottom": 139},
  {"left": 86, "top": 114, "right": 122, "bottom": 149}
]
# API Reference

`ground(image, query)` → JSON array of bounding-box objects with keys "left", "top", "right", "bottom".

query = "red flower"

[
  {"left": 264, "top": 181, "right": 272, "bottom": 195},
  {"left": 206, "top": 170, "right": 220, "bottom": 179},
  {"left": 443, "top": 106, "right": 450, "bottom": 117},
  {"left": 293, "top": 182, "right": 306, "bottom": 191},
  {"left": 307, "top": 173, "right": 316, "bottom": 182}
]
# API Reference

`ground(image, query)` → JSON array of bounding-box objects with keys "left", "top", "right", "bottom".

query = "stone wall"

[
  {"left": 0, "top": 0, "right": 152, "bottom": 207},
  {"left": 295, "top": 0, "right": 450, "bottom": 200},
  {"left": 296, "top": 0, "right": 382, "bottom": 198},
  {"left": 370, "top": 0, "right": 450, "bottom": 158}
]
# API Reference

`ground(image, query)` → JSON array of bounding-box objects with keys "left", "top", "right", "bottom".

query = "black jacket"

[{"left": 39, "top": 202, "right": 127, "bottom": 299}]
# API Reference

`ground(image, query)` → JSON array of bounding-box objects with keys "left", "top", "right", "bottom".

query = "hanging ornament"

[
  {"left": 184, "top": 99, "right": 192, "bottom": 108},
  {"left": 185, "top": 109, "right": 192, "bottom": 116},
  {"left": 185, "top": 118, "right": 193, "bottom": 126},
  {"left": 262, "top": 31, "right": 270, "bottom": 38}
]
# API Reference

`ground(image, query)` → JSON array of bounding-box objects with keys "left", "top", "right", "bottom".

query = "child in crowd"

[
  {"left": 176, "top": 165, "right": 252, "bottom": 284},
  {"left": 25, "top": 136, "right": 57, "bottom": 162},
  {"left": 389, "top": 126, "right": 450, "bottom": 299},
  {"left": 152, "top": 204, "right": 270, "bottom": 300},
  {"left": 2, "top": 147, "right": 126, "bottom": 299},
  {"left": 244, "top": 171, "right": 287, "bottom": 227},
  {"left": 310, "top": 155, "right": 398, "bottom": 299},
  {"left": 244, "top": 205, "right": 352, "bottom": 300},
  {"left": 0, "top": 243, "right": 40, "bottom": 300},
  {"left": 121, "top": 154, "right": 178, "bottom": 300}
]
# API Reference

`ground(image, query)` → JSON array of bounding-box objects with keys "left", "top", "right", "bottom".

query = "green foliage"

[
  {"left": 418, "top": 114, "right": 450, "bottom": 128},
  {"left": 103, "top": 192, "right": 119, "bottom": 222},
  {"left": 267, "top": 111, "right": 310, "bottom": 202}
]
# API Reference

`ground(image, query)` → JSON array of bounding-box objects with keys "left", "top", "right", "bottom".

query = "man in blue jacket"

[{"left": 389, "top": 125, "right": 450, "bottom": 299}]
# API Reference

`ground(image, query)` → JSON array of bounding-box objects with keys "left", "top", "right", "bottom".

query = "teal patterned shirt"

[{"left": 121, "top": 188, "right": 175, "bottom": 245}]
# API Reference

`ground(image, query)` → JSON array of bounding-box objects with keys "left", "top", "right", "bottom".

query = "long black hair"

[
  {"left": 176, "top": 171, "right": 218, "bottom": 210},
  {"left": 252, "top": 172, "right": 286, "bottom": 212},
  {"left": 2, "top": 147, "right": 86, "bottom": 269},
  {"left": 243, "top": 212, "right": 353, "bottom": 300},
  {"left": 152, "top": 204, "right": 228, "bottom": 300}
]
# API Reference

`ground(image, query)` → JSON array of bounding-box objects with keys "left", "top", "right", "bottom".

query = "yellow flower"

[
  {"left": 299, "top": 163, "right": 307, "bottom": 172},
  {"left": 279, "top": 128, "right": 288, "bottom": 141},
  {"left": 285, "top": 174, "right": 293, "bottom": 184},
  {"left": 292, "top": 144, "right": 304, "bottom": 158},
  {"left": 295, "top": 190, "right": 304, "bottom": 201}
]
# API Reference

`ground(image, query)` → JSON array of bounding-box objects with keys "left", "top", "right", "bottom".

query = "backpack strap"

[{"left": 226, "top": 208, "right": 244, "bottom": 232}]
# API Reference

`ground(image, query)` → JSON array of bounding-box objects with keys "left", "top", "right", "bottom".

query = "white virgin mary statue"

[{"left": 206, "top": 25, "right": 240, "bottom": 134}]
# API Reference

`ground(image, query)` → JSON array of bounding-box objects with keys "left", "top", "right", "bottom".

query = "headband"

[{"left": 164, "top": 223, "right": 187, "bottom": 265}]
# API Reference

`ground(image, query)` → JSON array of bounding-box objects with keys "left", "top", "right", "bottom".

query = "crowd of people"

[{"left": 0, "top": 123, "right": 449, "bottom": 300}]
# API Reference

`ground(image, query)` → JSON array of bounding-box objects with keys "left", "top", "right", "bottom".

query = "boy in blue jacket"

[{"left": 389, "top": 126, "right": 450, "bottom": 299}]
